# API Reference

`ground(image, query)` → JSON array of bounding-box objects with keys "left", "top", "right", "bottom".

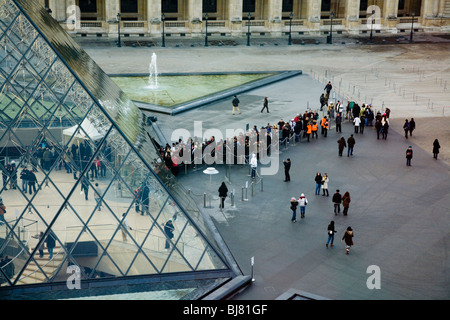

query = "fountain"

[{"left": 148, "top": 52, "right": 158, "bottom": 88}]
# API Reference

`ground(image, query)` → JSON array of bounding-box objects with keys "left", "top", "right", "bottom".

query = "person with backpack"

[
  {"left": 232, "top": 95, "right": 241, "bottom": 115},
  {"left": 298, "top": 193, "right": 308, "bottom": 219}
]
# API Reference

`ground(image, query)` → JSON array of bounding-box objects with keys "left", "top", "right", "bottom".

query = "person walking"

[
  {"left": 326, "top": 221, "right": 336, "bottom": 248},
  {"left": 218, "top": 181, "right": 228, "bottom": 209},
  {"left": 164, "top": 219, "right": 175, "bottom": 251},
  {"left": 94, "top": 183, "right": 103, "bottom": 211},
  {"left": 409, "top": 118, "right": 416, "bottom": 136},
  {"left": 261, "top": 97, "right": 269, "bottom": 113},
  {"left": 433, "top": 139, "right": 440, "bottom": 159},
  {"left": 320, "top": 93, "right": 326, "bottom": 111},
  {"left": 342, "top": 227, "right": 354, "bottom": 255},
  {"left": 347, "top": 134, "right": 355, "bottom": 157},
  {"left": 250, "top": 153, "right": 257, "bottom": 179},
  {"left": 231, "top": 95, "right": 241, "bottom": 115},
  {"left": 342, "top": 191, "right": 351, "bottom": 216},
  {"left": 31, "top": 231, "right": 45, "bottom": 258},
  {"left": 335, "top": 113, "right": 342, "bottom": 133},
  {"left": 332, "top": 189, "right": 342, "bottom": 215},
  {"left": 0, "top": 198, "right": 6, "bottom": 226},
  {"left": 45, "top": 231, "right": 56, "bottom": 260},
  {"left": 283, "top": 158, "right": 291, "bottom": 182},
  {"left": 311, "top": 120, "right": 318, "bottom": 139},
  {"left": 324, "top": 81, "right": 332, "bottom": 97},
  {"left": 375, "top": 119, "right": 382, "bottom": 140},
  {"left": 298, "top": 193, "right": 308, "bottom": 219},
  {"left": 403, "top": 119, "right": 410, "bottom": 139},
  {"left": 81, "top": 176, "right": 89, "bottom": 200},
  {"left": 337, "top": 137, "right": 346, "bottom": 157},
  {"left": 305, "top": 121, "right": 312, "bottom": 142},
  {"left": 406, "top": 146, "right": 413, "bottom": 166},
  {"left": 323, "top": 117, "right": 329, "bottom": 137},
  {"left": 20, "top": 167, "right": 29, "bottom": 194},
  {"left": 321, "top": 173, "right": 329, "bottom": 196},
  {"left": 27, "top": 169, "right": 37, "bottom": 195},
  {"left": 121, "top": 213, "right": 132, "bottom": 242},
  {"left": 290, "top": 197, "right": 299, "bottom": 222},
  {"left": 314, "top": 172, "right": 322, "bottom": 195},
  {"left": 353, "top": 116, "right": 361, "bottom": 134},
  {"left": 382, "top": 121, "right": 389, "bottom": 140}
]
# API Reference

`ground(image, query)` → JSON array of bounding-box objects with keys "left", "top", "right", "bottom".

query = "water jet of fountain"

[{"left": 148, "top": 52, "right": 158, "bottom": 88}]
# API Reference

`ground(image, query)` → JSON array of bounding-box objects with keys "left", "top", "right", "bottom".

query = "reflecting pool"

[{"left": 110, "top": 73, "right": 276, "bottom": 107}]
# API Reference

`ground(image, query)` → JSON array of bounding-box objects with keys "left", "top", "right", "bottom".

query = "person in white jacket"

[
  {"left": 250, "top": 153, "right": 257, "bottom": 179},
  {"left": 353, "top": 117, "right": 361, "bottom": 134},
  {"left": 298, "top": 193, "right": 308, "bottom": 218}
]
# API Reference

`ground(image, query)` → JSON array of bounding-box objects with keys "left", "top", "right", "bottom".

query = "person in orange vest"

[
  {"left": 320, "top": 116, "right": 327, "bottom": 135},
  {"left": 311, "top": 120, "right": 318, "bottom": 139},
  {"left": 306, "top": 122, "right": 312, "bottom": 142},
  {"left": 323, "top": 117, "right": 329, "bottom": 137}
]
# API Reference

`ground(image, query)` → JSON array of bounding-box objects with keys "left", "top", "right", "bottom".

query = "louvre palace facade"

[{"left": 40, "top": 0, "right": 450, "bottom": 39}]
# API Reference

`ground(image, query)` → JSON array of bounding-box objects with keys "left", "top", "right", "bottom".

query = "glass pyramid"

[{"left": 0, "top": 0, "right": 234, "bottom": 298}]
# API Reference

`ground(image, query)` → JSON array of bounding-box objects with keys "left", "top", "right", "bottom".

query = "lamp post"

[
  {"left": 204, "top": 13, "right": 209, "bottom": 47},
  {"left": 410, "top": 12, "right": 415, "bottom": 42},
  {"left": 161, "top": 13, "right": 166, "bottom": 47},
  {"left": 117, "top": 13, "right": 121, "bottom": 47},
  {"left": 369, "top": 10, "right": 375, "bottom": 43},
  {"left": 247, "top": 12, "right": 251, "bottom": 46},
  {"left": 288, "top": 12, "right": 293, "bottom": 45},
  {"left": 328, "top": 11, "right": 334, "bottom": 44}
]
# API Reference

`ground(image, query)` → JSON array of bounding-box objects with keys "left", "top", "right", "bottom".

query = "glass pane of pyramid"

[{"left": 0, "top": 0, "right": 235, "bottom": 298}]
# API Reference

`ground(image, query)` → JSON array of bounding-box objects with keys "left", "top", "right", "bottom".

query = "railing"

[
  {"left": 166, "top": 21, "right": 187, "bottom": 28},
  {"left": 244, "top": 20, "right": 266, "bottom": 27},
  {"left": 321, "top": 19, "right": 344, "bottom": 26},
  {"left": 398, "top": 17, "right": 419, "bottom": 24},
  {"left": 80, "top": 21, "right": 102, "bottom": 28},
  {"left": 122, "top": 21, "right": 146, "bottom": 28},
  {"left": 283, "top": 19, "right": 305, "bottom": 26}
]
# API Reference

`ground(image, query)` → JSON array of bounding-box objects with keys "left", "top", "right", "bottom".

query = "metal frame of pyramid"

[{"left": 0, "top": 0, "right": 239, "bottom": 299}]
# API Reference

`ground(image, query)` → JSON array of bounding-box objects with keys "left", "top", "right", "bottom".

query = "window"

[
  {"left": 162, "top": 0, "right": 178, "bottom": 13},
  {"left": 121, "top": 0, "right": 137, "bottom": 13},
  {"left": 282, "top": 0, "right": 294, "bottom": 12},
  {"left": 360, "top": 0, "right": 368, "bottom": 11},
  {"left": 243, "top": 0, "right": 255, "bottom": 13},
  {"left": 79, "top": 0, "right": 96, "bottom": 13},
  {"left": 321, "top": 0, "right": 331, "bottom": 12},
  {"left": 203, "top": 0, "right": 217, "bottom": 13}
]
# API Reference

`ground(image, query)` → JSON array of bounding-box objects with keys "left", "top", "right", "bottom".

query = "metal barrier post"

[
  {"left": 203, "top": 193, "right": 207, "bottom": 208},
  {"left": 251, "top": 181, "right": 254, "bottom": 196},
  {"left": 260, "top": 178, "right": 263, "bottom": 192}
]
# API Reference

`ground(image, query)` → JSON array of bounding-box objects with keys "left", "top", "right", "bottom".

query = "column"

[
  {"left": 383, "top": 0, "right": 399, "bottom": 31},
  {"left": 421, "top": 0, "right": 442, "bottom": 28},
  {"left": 306, "top": 0, "right": 321, "bottom": 33},
  {"left": 228, "top": 0, "right": 243, "bottom": 36},
  {"left": 188, "top": 0, "right": 203, "bottom": 37},
  {"left": 345, "top": 0, "right": 360, "bottom": 33},
  {"left": 267, "top": 0, "right": 283, "bottom": 36},
  {"left": 147, "top": 0, "right": 162, "bottom": 35},
  {"left": 105, "top": 0, "right": 120, "bottom": 36}
]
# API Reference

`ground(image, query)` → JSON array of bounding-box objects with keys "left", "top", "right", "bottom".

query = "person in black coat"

[
  {"left": 433, "top": 139, "right": 440, "bottom": 159},
  {"left": 406, "top": 146, "right": 413, "bottom": 166},
  {"left": 218, "top": 182, "right": 228, "bottom": 209},
  {"left": 283, "top": 159, "right": 291, "bottom": 182},
  {"left": 332, "top": 190, "right": 342, "bottom": 215}
]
